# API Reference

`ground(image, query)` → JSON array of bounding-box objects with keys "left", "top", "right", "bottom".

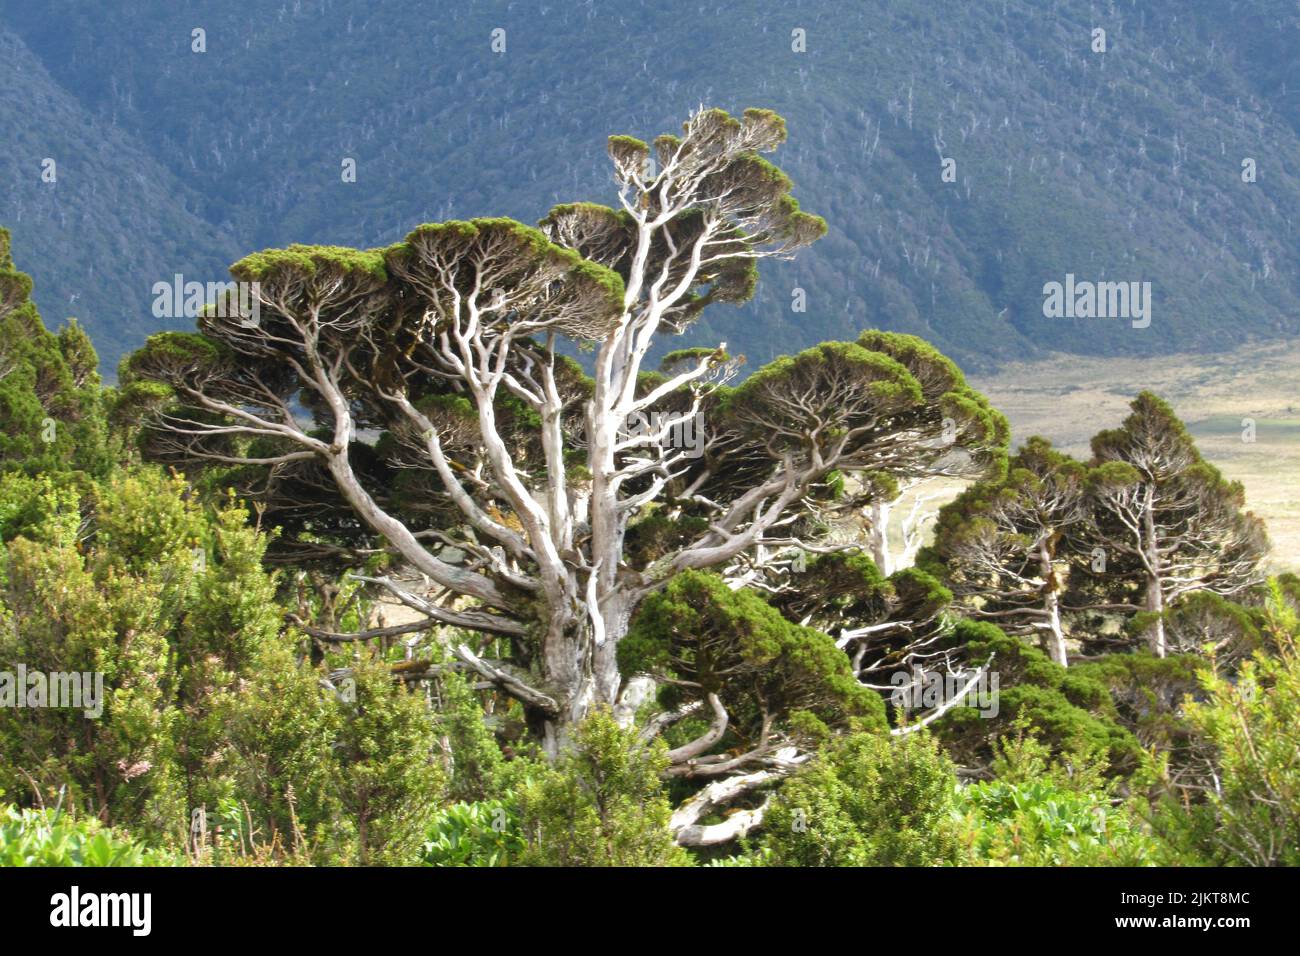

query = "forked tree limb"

[
  {"left": 666, "top": 693, "right": 729, "bottom": 764},
  {"left": 889, "top": 654, "right": 995, "bottom": 736}
]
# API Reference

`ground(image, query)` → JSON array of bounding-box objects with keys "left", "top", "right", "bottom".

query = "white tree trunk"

[
  {"left": 1038, "top": 538, "right": 1068, "bottom": 667},
  {"left": 537, "top": 597, "right": 633, "bottom": 756},
  {"left": 1142, "top": 485, "right": 1167, "bottom": 658},
  {"left": 1145, "top": 573, "right": 1167, "bottom": 658}
]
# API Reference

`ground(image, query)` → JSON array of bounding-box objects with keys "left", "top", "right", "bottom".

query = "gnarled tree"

[{"left": 122, "top": 108, "right": 1006, "bottom": 774}]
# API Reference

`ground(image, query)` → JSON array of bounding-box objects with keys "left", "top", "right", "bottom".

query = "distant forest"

[{"left": 1, "top": 0, "right": 1297, "bottom": 374}]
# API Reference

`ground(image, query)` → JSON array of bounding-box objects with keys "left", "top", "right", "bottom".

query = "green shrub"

[
  {"left": 760, "top": 730, "right": 962, "bottom": 866},
  {"left": 955, "top": 779, "right": 1159, "bottom": 866},
  {"left": 935, "top": 619, "right": 1145, "bottom": 776},
  {"left": 331, "top": 652, "right": 446, "bottom": 865},
  {"left": 1151, "top": 582, "right": 1300, "bottom": 866},
  {"left": 514, "top": 709, "right": 689, "bottom": 867},
  {"left": 420, "top": 800, "right": 524, "bottom": 867},
  {"left": 433, "top": 671, "right": 506, "bottom": 804},
  {"left": 0, "top": 803, "right": 178, "bottom": 867}
]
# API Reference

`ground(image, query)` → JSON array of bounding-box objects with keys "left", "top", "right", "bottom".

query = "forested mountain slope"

[
  {"left": 0, "top": 28, "right": 239, "bottom": 360},
  {"left": 1, "top": 0, "right": 1297, "bottom": 374}
]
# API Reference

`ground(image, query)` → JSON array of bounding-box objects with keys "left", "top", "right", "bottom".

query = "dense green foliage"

[
  {"left": 955, "top": 779, "right": 1159, "bottom": 866},
  {"left": 760, "top": 731, "right": 962, "bottom": 866},
  {"left": 930, "top": 619, "right": 1146, "bottom": 775},
  {"left": 623, "top": 570, "right": 886, "bottom": 741},
  {"left": 1151, "top": 583, "right": 1300, "bottom": 866},
  {"left": 0, "top": 802, "right": 179, "bottom": 867},
  {"left": 513, "top": 711, "right": 689, "bottom": 867},
  {"left": 419, "top": 800, "right": 524, "bottom": 868},
  {"left": 0, "top": 466, "right": 445, "bottom": 863},
  {"left": 0, "top": 227, "right": 112, "bottom": 477}
]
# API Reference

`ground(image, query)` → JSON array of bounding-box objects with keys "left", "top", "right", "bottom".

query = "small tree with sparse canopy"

[
  {"left": 1084, "top": 393, "right": 1268, "bottom": 657},
  {"left": 928, "top": 437, "right": 1088, "bottom": 666}
]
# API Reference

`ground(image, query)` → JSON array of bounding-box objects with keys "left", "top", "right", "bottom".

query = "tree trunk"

[
  {"left": 1142, "top": 484, "right": 1167, "bottom": 658},
  {"left": 1144, "top": 573, "right": 1167, "bottom": 657},
  {"left": 1038, "top": 539, "right": 1068, "bottom": 667},
  {"left": 537, "top": 599, "right": 632, "bottom": 757}
]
